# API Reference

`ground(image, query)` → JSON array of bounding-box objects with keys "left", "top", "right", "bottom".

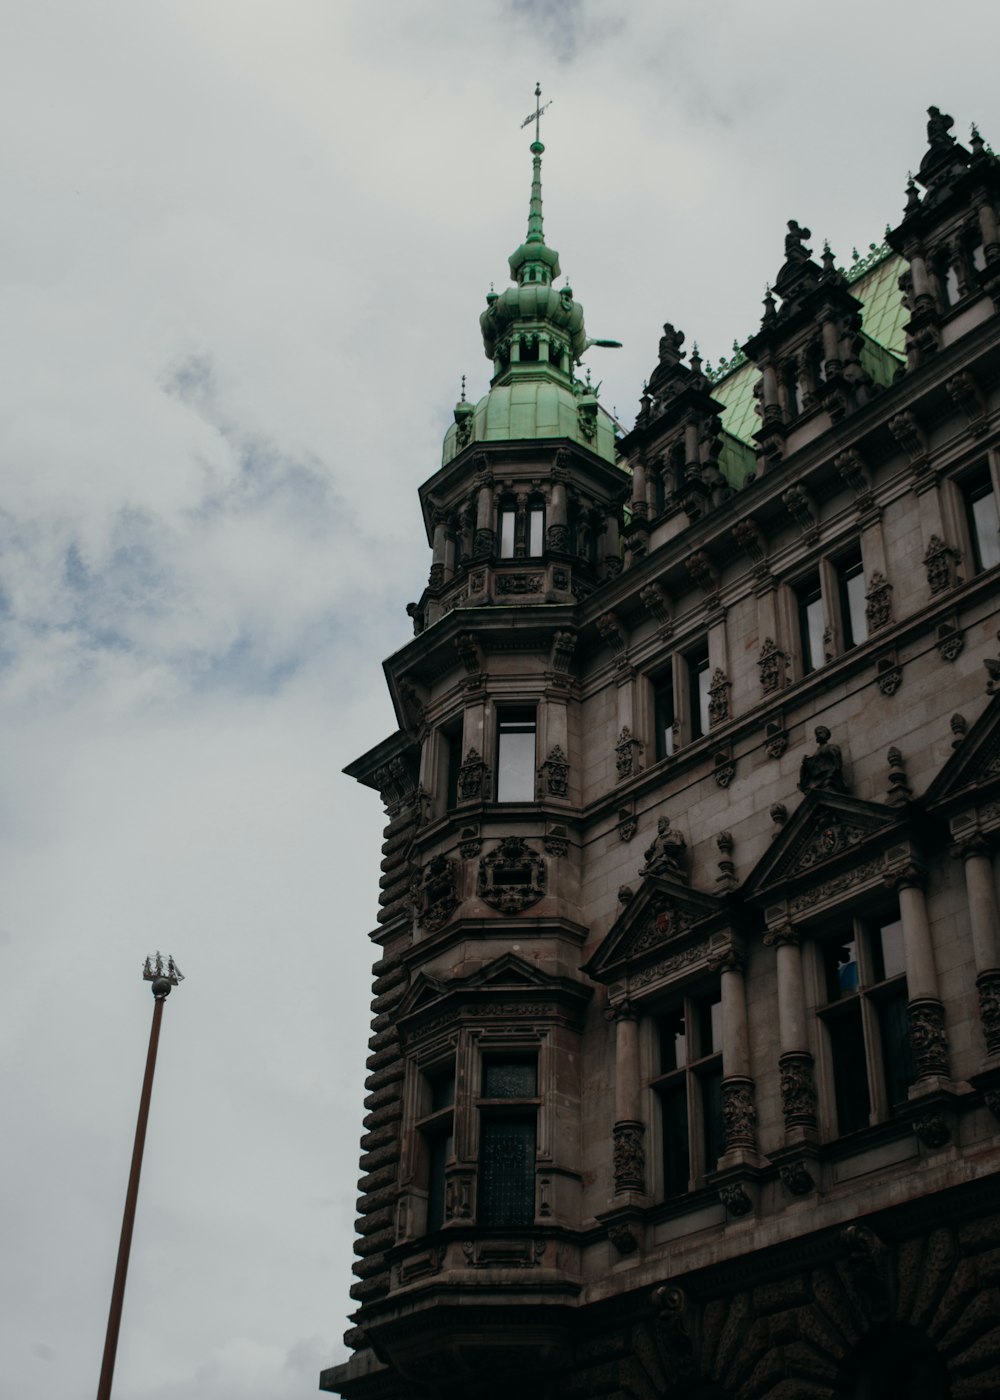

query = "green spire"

[{"left": 509, "top": 84, "right": 560, "bottom": 285}]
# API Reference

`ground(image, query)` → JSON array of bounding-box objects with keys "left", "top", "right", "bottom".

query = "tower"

[{"left": 325, "top": 107, "right": 1000, "bottom": 1400}]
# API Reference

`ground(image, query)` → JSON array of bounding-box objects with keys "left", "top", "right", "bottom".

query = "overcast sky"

[{"left": 2, "top": 3, "right": 998, "bottom": 1398}]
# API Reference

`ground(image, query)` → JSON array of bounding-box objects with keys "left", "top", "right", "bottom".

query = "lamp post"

[{"left": 96, "top": 953, "right": 184, "bottom": 1400}]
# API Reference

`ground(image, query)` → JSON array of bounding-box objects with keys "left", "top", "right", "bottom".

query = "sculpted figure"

[
  {"left": 798, "top": 724, "right": 848, "bottom": 794},
  {"left": 639, "top": 815, "right": 688, "bottom": 882}
]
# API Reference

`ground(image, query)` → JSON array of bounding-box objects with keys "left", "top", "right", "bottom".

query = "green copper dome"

[{"left": 443, "top": 125, "right": 620, "bottom": 468}]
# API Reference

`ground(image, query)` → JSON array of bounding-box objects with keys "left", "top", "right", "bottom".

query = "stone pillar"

[
  {"left": 977, "top": 195, "right": 1000, "bottom": 262},
  {"left": 548, "top": 478, "right": 568, "bottom": 551},
  {"left": 764, "top": 923, "right": 817, "bottom": 1135},
  {"left": 908, "top": 248, "right": 933, "bottom": 310},
  {"left": 715, "top": 948, "right": 757, "bottom": 1153},
  {"left": 893, "top": 865, "right": 951, "bottom": 1081},
  {"left": 429, "top": 509, "right": 448, "bottom": 588},
  {"left": 631, "top": 457, "right": 648, "bottom": 520},
  {"left": 761, "top": 363, "right": 781, "bottom": 419},
  {"left": 474, "top": 478, "right": 494, "bottom": 559},
  {"left": 960, "top": 836, "right": 1000, "bottom": 1058},
  {"left": 610, "top": 1003, "right": 645, "bottom": 1194},
  {"left": 820, "top": 313, "right": 841, "bottom": 375}
]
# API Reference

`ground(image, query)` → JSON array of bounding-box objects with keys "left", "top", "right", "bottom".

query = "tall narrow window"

[
  {"left": 797, "top": 576, "right": 825, "bottom": 674},
  {"left": 837, "top": 554, "right": 868, "bottom": 649},
  {"left": 653, "top": 673, "right": 675, "bottom": 760},
  {"left": 819, "top": 911, "right": 914, "bottom": 1137},
  {"left": 688, "top": 650, "right": 711, "bottom": 740},
  {"left": 964, "top": 468, "right": 1000, "bottom": 572},
  {"left": 477, "top": 1058, "right": 538, "bottom": 1226},
  {"left": 418, "top": 1063, "right": 455, "bottom": 1234},
  {"left": 496, "top": 709, "right": 536, "bottom": 802},
  {"left": 652, "top": 989, "right": 723, "bottom": 1199},
  {"left": 498, "top": 504, "right": 517, "bottom": 559},
  {"left": 527, "top": 500, "right": 545, "bottom": 557},
  {"left": 444, "top": 723, "right": 464, "bottom": 811}
]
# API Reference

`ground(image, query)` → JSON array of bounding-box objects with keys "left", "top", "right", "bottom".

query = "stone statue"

[
  {"left": 639, "top": 815, "right": 688, "bottom": 882},
  {"left": 785, "top": 220, "right": 812, "bottom": 261},
  {"left": 798, "top": 725, "right": 848, "bottom": 794},
  {"left": 926, "top": 106, "right": 955, "bottom": 148}
]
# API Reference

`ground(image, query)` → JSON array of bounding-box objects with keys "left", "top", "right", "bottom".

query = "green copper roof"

[{"left": 442, "top": 376, "right": 618, "bottom": 465}]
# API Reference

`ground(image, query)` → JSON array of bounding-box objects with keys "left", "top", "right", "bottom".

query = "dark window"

[
  {"left": 797, "top": 576, "right": 825, "bottom": 674},
  {"left": 964, "top": 469, "right": 1000, "bottom": 573},
  {"left": 819, "top": 912, "right": 914, "bottom": 1136},
  {"left": 837, "top": 554, "right": 868, "bottom": 649},
  {"left": 652, "top": 990, "right": 724, "bottom": 1199},
  {"left": 418, "top": 1064, "right": 455, "bottom": 1234},
  {"left": 445, "top": 724, "right": 464, "bottom": 810},
  {"left": 653, "top": 673, "right": 675, "bottom": 760},
  {"left": 496, "top": 709, "right": 536, "bottom": 802},
  {"left": 478, "top": 1057, "right": 538, "bottom": 1226},
  {"left": 688, "top": 650, "right": 711, "bottom": 740}
]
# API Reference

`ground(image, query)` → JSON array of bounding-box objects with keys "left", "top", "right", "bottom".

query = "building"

[{"left": 322, "top": 106, "right": 1000, "bottom": 1400}]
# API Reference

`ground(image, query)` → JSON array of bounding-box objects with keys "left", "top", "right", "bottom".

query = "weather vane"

[
  {"left": 142, "top": 951, "right": 184, "bottom": 994},
  {"left": 521, "top": 82, "right": 552, "bottom": 144}
]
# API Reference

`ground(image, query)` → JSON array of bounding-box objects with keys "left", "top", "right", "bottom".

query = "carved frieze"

[
  {"left": 477, "top": 837, "right": 547, "bottom": 914},
  {"left": 612, "top": 1121, "right": 646, "bottom": 1194},
  {"left": 977, "top": 971, "right": 1000, "bottom": 1058},
  {"left": 722, "top": 1078, "right": 758, "bottom": 1151},
  {"left": 908, "top": 998, "right": 950, "bottom": 1079},
  {"left": 416, "top": 854, "right": 459, "bottom": 932},
  {"left": 779, "top": 1051, "right": 818, "bottom": 1129},
  {"left": 495, "top": 572, "right": 543, "bottom": 595}
]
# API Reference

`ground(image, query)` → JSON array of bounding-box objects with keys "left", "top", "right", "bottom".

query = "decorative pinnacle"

[
  {"left": 143, "top": 951, "right": 184, "bottom": 998},
  {"left": 460, "top": 374, "right": 467, "bottom": 402},
  {"left": 521, "top": 81, "right": 552, "bottom": 150}
]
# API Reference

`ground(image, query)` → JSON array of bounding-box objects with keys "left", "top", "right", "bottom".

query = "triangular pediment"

[
  {"left": 583, "top": 876, "right": 733, "bottom": 984},
  {"left": 743, "top": 789, "right": 903, "bottom": 902},
  {"left": 466, "top": 953, "right": 552, "bottom": 990},
  {"left": 395, "top": 971, "right": 450, "bottom": 1022},
  {"left": 924, "top": 695, "right": 1000, "bottom": 812}
]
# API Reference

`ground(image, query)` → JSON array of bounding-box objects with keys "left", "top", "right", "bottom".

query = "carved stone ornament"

[
  {"left": 913, "top": 1114, "right": 952, "bottom": 1148},
  {"left": 496, "top": 572, "right": 543, "bottom": 595},
  {"left": 722, "top": 1079, "right": 758, "bottom": 1151},
  {"left": 907, "top": 999, "right": 950, "bottom": 1079},
  {"left": 546, "top": 522, "right": 569, "bottom": 552},
  {"left": 542, "top": 744, "right": 569, "bottom": 797},
  {"left": 778, "top": 1160, "right": 815, "bottom": 1196},
  {"left": 639, "top": 581, "right": 672, "bottom": 631},
  {"left": 864, "top": 571, "right": 893, "bottom": 631},
  {"left": 924, "top": 534, "right": 959, "bottom": 594},
  {"left": 459, "top": 825, "right": 482, "bottom": 860},
  {"left": 765, "top": 718, "right": 788, "bottom": 759},
  {"left": 618, "top": 807, "right": 637, "bottom": 842},
  {"left": 977, "top": 970, "right": 1000, "bottom": 1058},
  {"left": 798, "top": 725, "right": 848, "bottom": 794},
  {"left": 612, "top": 1121, "right": 646, "bottom": 1194},
  {"left": 477, "top": 836, "right": 547, "bottom": 913},
  {"left": 984, "top": 1090, "right": 1000, "bottom": 1124},
  {"left": 758, "top": 637, "right": 786, "bottom": 693},
  {"left": 615, "top": 726, "right": 643, "bottom": 781},
  {"left": 708, "top": 668, "right": 730, "bottom": 726},
  {"left": 719, "top": 1183, "right": 753, "bottom": 1217},
  {"left": 543, "top": 823, "right": 569, "bottom": 858},
  {"left": 938, "top": 622, "right": 964, "bottom": 662},
  {"left": 651, "top": 1285, "right": 696, "bottom": 1380},
  {"left": 841, "top": 1224, "right": 891, "bottom": 1323},
  {"left": 457, "top": 746, "right": 491, "bottom": 801},
  {"left": 416, "top": 854, "right": 459, "bottom": 932},
  {"left": 877, "top": 655, "right": 902, "bottom": 696},
  {"left": 607, "top": 1223, "right": 639, "bottom": 1255},
  {"left": 888, "top": 408, "right": 926, "bottom": 463},
  {"left": 473, "top": 526, "right": 495, "bottom": 559},
  {"left": 639, "top": 816, "right": 689, "bottom": 883},
  {"left": 779, "top": 1052, "right": 818, "bottom": 1129},
  {"left": 714, "top": 748, "right": 736, "bottom": 788}
]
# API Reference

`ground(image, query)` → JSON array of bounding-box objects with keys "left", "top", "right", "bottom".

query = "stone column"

[
  {"left": 976, "top": 195, "right": 1000, "bottom": 262},
  {"left": 548, "top": 477, "right": 568, "bottom": 551},
  {"left": 892, "top": 864, "right": 950, "bottom": 1081},
  {"left": 907, "top": 247, "right": 934, "bottom": 310},
  {"left": 960, "top": 835, "right": 1000, "bottom": 1058},
  {"left": 764, "top": 923, "right": 818, "bottom": 1135},
  {"left": 610, "top": 1002, "right": 645, "bottom": 1194},
  {"left": 430, "top": 509, "right": 448, "bottom": 588},
  {"left": 713, "top": 947, "right": 757, "bottom": 1154},
  {"left": 474, "top": 476, "right": 495, "bottom": 559},
  {"left": 761, "top": 363, "right": 781, "bottom": 420},
  {"left": 631, "top": 457, "right": 648, "bottom": 520},
  {"left": 820, "top": 311, "right": 841, "bottom": 375}
]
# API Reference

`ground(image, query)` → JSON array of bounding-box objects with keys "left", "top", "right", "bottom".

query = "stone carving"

[
  {"left": 984, "top": 1090, "right": 1000, "bottom": 1124},
  {"left": 455, "top": 630, "right": 482, "bottom": 676},
  {"left": 924, "top": 535, "right": 959, "bottom": 594},
  {"left": 758, "top": 638, "right": 786, "bottom": 693},
  {"left": 765, "top": 718, "right": 788, "bottom": 759},
  {"left": 877, "top": 655, "right": 902, "bottom": 696},
  {"left": 477, "top": 837, "right": 547, "bottom": 913},
  {"left": 720, "top": 1183, "right": 753, "bottom": 1217},
  {"left": 977, "top": 971, "right": 1000, "bottom": 1057},
  {"left": 798, "top": 725, "right": 848, "bottom": 794},
  {"left": 457, "top": 746, "right": 490, "bottom": 801},
  {"left": 473, "top": 526, "right": 495, "bottom": 559},
  {"left": 888, "top": 408, "right": 926, "bottom": 463},
  {"left": 789, "top": 858, "right": 886, "bottom": 914},
  {"left": 459, "top": 826, "right": 482, "bottom": 860},
  {"left": 495, "top": 572, "right": 543, "bottom": 594},
  {"left": 951, "top": 713, "right": 968, "bottom": 747},
  {"left": 778, "top": 1160, "right": 815, "bottom": 1196},
  {"left": 840, "top": 1224, "right": 891, "bottom": 1323},
  {"left": 617, "top": 805, "right": 637, "bottom": 842},
  {"left": 937, "top": 622, "right": 964, "bottom": 662},
  {"left": 607, "top": 1223, "right": 638, "bottom": 1255},
  {"left": 732, "top": 517, "right": 767, "bottom": 570},
  {"left": 714, "top": 748, "right": 736, "bottom": 788},
  {"left": 913, "top": 1114, "right": 952, "bottom": 1148},
  {"left": 612, "top": 1121, "right": 646, "bottom": 1194},
  {"left": 716, "top": 831, "right": 737, "bottom": 890},
  {"left": 685, "top": 549, "right": 719, "bottom": 597},
  {"left": 631, "top": 941, "right": 712, "bottom": 989},
  {"left": 722, "top": 1079, "right": 758, "bottom": 1150},
  {"left": 549, "top": 629, "right": 577, "bottom": 677},
  {"left": 542, "top": 745, "right": 569, "bottom": 797},
  {"left": 639, "top": 581, "right": 672, "bottom": 632},
  {"left": 552, "top": 566, "right": 570, "bottom": 589},
  {"left": 770, "top": 802, "right": 788, "bottom": 828},
  {"left": 886, "top": 747, "right": 912, "bottom": 806},
  {"left": 546, "top": 523, "right": 569, "bottom": 552},
  {"left": 908, "top": 999, "right": 950, "bottom": 1079},
  {"left": 615, "top": 727, "right": 642, "bottom": 781},
  {"left": 779, "top": 1052, "right": 818, "bottom": 1129},
  {"left": 708, "top": 668, "right": 730, "bottom": 726},
  {"left": 628, "top": 904, "right": 694, "bottom": 959},
  {"left": 617, "top": 884, "right": 634, "bottom": 904},
  {"left": 835, "top": 447, "right": 871, "bottom": 501},
  {"left": 639, "top": 816, "right": 688, "bottom": 883},
  {"left": 651, "top": 1285, "right": 696, "bottom": 1379},
  {"left": 864, "top": 571, "right": 893, "bottom": 630},
  {"left": 782, "top": 482, "right": 817, "bottom": 537},
  {"left": 597, "top": 611, "right": 628, "bottom": 661},
  {"left": 416, "top": 855, "right": 459, "bottom": 932},
  {"left": 543, "top": 824, "right": 569, "bottom": 857},
  {"left": 946, "top": 369, "right": 986, "bottom": 431}
]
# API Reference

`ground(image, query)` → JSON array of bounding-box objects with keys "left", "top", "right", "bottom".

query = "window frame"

[
  {"left": 494, "top": 705, "right": 538, "bottom": 803},
  {"left": 475, "top": 1054, "right": 540, "bottom": 1227},
  {"left": 414, "top": 1058, "right": 457, "bottom": 1236},
  {"left": 959, "top": 461, "right": 1000, "bottom": 575},
  {"left": 649, "top": 985, "right": 725, "bottom": 1200}
]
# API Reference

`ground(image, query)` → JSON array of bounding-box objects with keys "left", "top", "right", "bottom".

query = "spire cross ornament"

[{"left": 521, "top": 82, "right": 552, "bottom": 145}]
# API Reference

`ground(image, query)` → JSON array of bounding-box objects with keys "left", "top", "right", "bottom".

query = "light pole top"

[{"left": 142, "top": 952, "right": 184, "bottom": 999}]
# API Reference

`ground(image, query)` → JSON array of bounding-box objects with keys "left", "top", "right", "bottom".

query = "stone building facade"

[{"left": 323, "top": 108, "right": 1000, "bottom": 1400}]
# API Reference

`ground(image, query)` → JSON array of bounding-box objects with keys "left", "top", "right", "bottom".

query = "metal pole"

[{"left": 96, "top": 956, "right": 182, "bottom": 1400}]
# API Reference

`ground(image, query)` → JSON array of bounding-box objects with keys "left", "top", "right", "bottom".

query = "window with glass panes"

[
  {"left": 818, "top": 912, "right": 914, "bottom": 1136},
  {"left": 797, "top": 575, "right": 825, "bottom": 674},
  {"left": 963, "top": 466, "right": 1000, "bottom": 573},
  {"left": 836, "top": 553, "right": 868, "bottom": 650},
  {"left": 477, "top": 1058, "right": 538, "bottom": 1226},
  {"left": 688, "top": 649, "right": 711, "bottom": 741},
  {"left": 495, "top": 709, "right": 536, "bottom": 802},
  {"left": 527, "top": 498, "right": 545, "bottom": 557},
  {"left": 653, "top": 672, "right": 675, "bottom": 760},
  {"left": 651, "top": 989, "right": 724, "bottom": 1199},
  {"left": 417, "top": 1062, "right": 455, "bottom": 1234}
]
